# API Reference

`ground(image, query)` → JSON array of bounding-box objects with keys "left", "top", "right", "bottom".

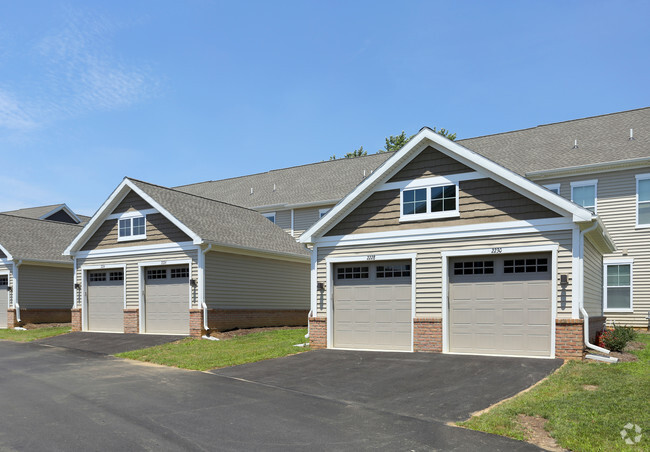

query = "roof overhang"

[
  {"left": 205, "top": 242, "right": 310, "bottom": 263},
  {"left": 579, "top": 217, "right": 617, "bottom": 254},
  {"left": 526, "top": 156, "right": 650, "bottom": 180},
  {"left": 300, "top": 128, "right": 595, "bottom": 244}
]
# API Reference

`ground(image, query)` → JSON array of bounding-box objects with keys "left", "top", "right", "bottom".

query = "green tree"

[
  {"left": 330, "top": 145, "right": 367, "bottom": 160},
  {"left": 431, "top": 127, "right": 457, "bottom": 141},
  {"left": 379, "top": 131, "right": 413, "bottom": 153}
]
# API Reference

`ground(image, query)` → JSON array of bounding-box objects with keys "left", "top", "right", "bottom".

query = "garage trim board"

[
  {"left": 326, "top": 253, "right": 416, "bottom": 352},
  {"left": 80, "top": 264, "right": 127, "bottom": 332},
  {"left": 441, "top": 244, "right": 558, "bottom": 359},
  {"left": 0, "top": 270, "right": 10, "bottom": 329}
]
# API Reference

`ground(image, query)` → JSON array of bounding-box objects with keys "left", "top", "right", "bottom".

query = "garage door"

[
  {"left": 144, "top": 265, "right": 189, "bottom": 335},
  {"left": 0, "top": 275, "right": 8, "bottom": 328},
  {"left": 449, "top": 253, "right": 552, "bottom": 357},
  {"left": 87, "top": 270, "right": 124, "bottom": 332},
  {"left": 333, "top": 261, "right": 412, "bottom": 351}
]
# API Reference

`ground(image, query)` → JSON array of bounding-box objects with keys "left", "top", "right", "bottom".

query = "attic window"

[
  {"left": 118, "top": 216, "right": 146, "bottom": 241},
  {"left": 400, "top": 183, "right": 459, "bottom": 222}
]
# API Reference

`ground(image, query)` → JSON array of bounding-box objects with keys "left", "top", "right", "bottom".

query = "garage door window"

[
  {"left": 337, "top": 266, "right": 369, "bottom": 279},
  {"left": 171, "top": 268, "right": 189, "bottom": 278},
  {"left": 89, "top": 272, "right": 106, "bottom": 282},
  {"left": 504, "top": 258, "right": 548, "bottom": 273},
  {"left": 376, "top": 264, "right": 410, "bottom": 278},
  {"left": 109, "top": 271, "right": 123, "bottom": 281},
  {"left": 147, "top": 269, "right": 167, "bottom": 280},
  {"left": 453, "top": 261, "right": 494, "bottom": 275},
  {"left": 0, "top": 276, "right": 7, "bottom": 286}
]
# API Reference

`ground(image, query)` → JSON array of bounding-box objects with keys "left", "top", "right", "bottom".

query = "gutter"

[
  {"left": 200, "top": 244, "right": 213, "bottom": 333},
  {"left": 253, "top": 199, "right": 341, "bottom": 211},
  {"left": 526, "top": 156, "right": 650, "bottom": 180},
  {"left": 13, "top": 260, "right": 22, "bottom": 323}
]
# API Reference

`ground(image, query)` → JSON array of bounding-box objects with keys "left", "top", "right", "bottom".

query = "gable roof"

[
  {"left": 0, "top": 214, "right": 82, "bottom": 263},
  {"left": 66, "top": 178, "right": 309, "bottom": 259},
  {"left": 299, "top": 128, "right": 599, "bottom": 244},
  {"left": 2, "top": 203, "right": 89, "bottom": 225}
]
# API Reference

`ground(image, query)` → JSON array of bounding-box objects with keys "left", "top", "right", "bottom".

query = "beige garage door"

[
  {"left": 449, "top": 253, "right": 552, "bottom": 357},
  {"left": 0, "top": 275, "right": 8, "bottom": 329},
  {"left": 333, "top": 261, "right": 412, "bottom": 351},
  {"left": 87, "top": 270, "right": 124, "bottom": 332},
  {"left": 144, "top": 265, "right": 190, "bottom": 335}
]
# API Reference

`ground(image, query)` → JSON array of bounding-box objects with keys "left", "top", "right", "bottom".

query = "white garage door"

[
  {"left": 333, "top": 261, "right": 412, "bottom": 351},
  {"left": 0, "top": 275, "right": 8, "bottom": 329},
  {"left": 449, "top": 253, "right": 552, "bottom": 357},
  {"left": 87, "top": 270, "right": 124, "bottom": 332},
  {"left": 144, "top": 265, "right": 190, "bottom": 335}
]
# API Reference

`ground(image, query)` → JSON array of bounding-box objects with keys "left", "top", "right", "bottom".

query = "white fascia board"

[
  {"left": 74, "top": 241, "right": 197, "bottom": 259},
  {"left": 0, "top": 243, "right": 13, "bottom": 261},
  {"left": 301, "top": 129, "right": 593, "bottom": 243},
  {"left": 16, "top": 259, "right": 72, "bottom": 268},
  {"left": 40, "top": 204, "right": 82, "bottom": 224}
]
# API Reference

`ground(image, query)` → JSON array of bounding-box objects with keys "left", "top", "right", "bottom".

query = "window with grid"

[
  {"left": 89, "top": 272, "right": 106, "bottom": 282},
  {"left": 571, "top": 183, "right": 596, "bottom": 213},
  {"left": 430, "top": 185, "right": 456, "bottom": 212},
  {"left": 504, "top": 258, "right": 548, "bottom": 273},
  {"left": 402, "top": 183, "right": 459, "bottom": 220},
  {"left": 453, "top": 261, "right": 494, "bottom": 275},
  {"left": 376, "top": 264, "right": 411, "bottom": 278},
  {"left": 118, "top": 216, "right": 146, "bottom": 240},
  {"left": 147, "top": 269, "right": 167, "bottom": 280},
  {"left": 402, "top": 188, "right": 427, "bottom": 215},
  {"left": 0, "top": 276, "right": 7, "bottom": 286},
  {"left": 605, "top": 264, "right": 632, "bottom": 311},
  {"left": 171, "top": 268, "right": 189, "bottom": 278},
  {"left": 337, "top": 266, "right": 369, "bottom": 280},
  {"left": 109, "top": 271, "right": 123, "bottom": 281},
  {"left": 638, "top": 177, "right": 650, "bottom": 226}
]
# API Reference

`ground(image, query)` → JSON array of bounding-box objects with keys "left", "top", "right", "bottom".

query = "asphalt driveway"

[
  {"left": 0, "top": 340, "right": 556, "bottom": 451},
  {"left": 34, "top": 331, "right": 183, "bottom": 354}
]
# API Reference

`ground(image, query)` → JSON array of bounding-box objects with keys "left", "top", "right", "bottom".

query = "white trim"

[
  {"left": 291, "top": 209, "right": 295, "bottom": 236},
  {"left": 543, "top": 183, "right": 561, "bottom": 195},
  {"left": 0, "top": 244, "right": 13, "bottom": 261},
  {"left": 0, "top": 268, "right": 11, "bottom": 313},
  {"left": 318, "top": 208, "right": 330, "bottom": 218},
  {"left": 315, "top": 217, "right": 575, "bottom": 248},
  {"left": 262, "top": 212, "right": 276, "bottom": 224},
  {"left": 571, "top": 179, "right": 598, "bottom": 214},
  {"left": 325, "top": 253, "right": 416, "bottom": 352},
  {"left": 310, "top": 245, "right": 317, "bottom": 316},
  {"left": 116, "top": 215, "right": 147, "bottom": 242},
  {"left": 106, "top": 209, "right": 158, "bottom": 220},
  {"left": 445, "top": 351, "right": 557, "bottom": 360},
  {"left": 399, "top": 182, "right": 459, "bottom": 222},
  {"left": 635, "top": 173, "right": 650, "bottom": 228},
  {"left": 379, "top": 171, "right": 484, "bottom": 192},
  {"left": 572, "top": 226, "right": 581, "bottom": 319},
  {"left": 80, "top": 264, "right": 127, "bottom": 331},
  {"left": 441, "top": 244, "right": 558, "bottom": 359},
  {"left": 74, "top": 242, "right": 196, "bottom": 259},
  {"left": 603, "top": 259, "right": 634, "bottom": 313},
  {"left": 39, "top": 204, "right": 83, "bottom": 224},
  {"left": 526, "top": 156, "right": 650, "bottom": 180}
]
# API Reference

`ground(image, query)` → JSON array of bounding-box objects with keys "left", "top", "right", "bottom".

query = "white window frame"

[
  {"left": 400, "top": 182, "right": 460, "bottom": 222},
  {"left": 570, "top": 180, "right": 598, "bottom": 214},
  {"left": 319, "top": 208, "right": 330, "bottom": 218},
  {"left": 543, "top": 183, "right": 561, "bottom": 195},
  {"left": 117, "top": 213, "right": 147, "bottom": 242},
  {"left": 263, "top": 212, "right": 276, "bottom": 224},
  {"left": 603, "top": 258, "right": 633, "bottom": 313},
  {"left": 635, "top": 173, "right": 650, "bottom": 228}
]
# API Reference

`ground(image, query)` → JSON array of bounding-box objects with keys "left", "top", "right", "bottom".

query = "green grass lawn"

[
  {"left": 117, "top": 328, "right": 310, "bottom": 371},
  {"left": 0, "top": 326, "right": 71, "bottom": 342},
  {"left": 460, "top": 333, "right": 650, "bottom": 451}
]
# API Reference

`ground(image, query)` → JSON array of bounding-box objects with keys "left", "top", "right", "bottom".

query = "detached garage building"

[
  {"left": 300, "top": 128, "right": 615, "bottom": 359},
  {"left": 64, "top": 178, "right": 310, "bottom": 336}
]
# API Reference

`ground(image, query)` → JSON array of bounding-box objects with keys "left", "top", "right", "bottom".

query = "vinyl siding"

[
  {"left": 537, "top": 167, "right": 650, "bottom": 327},
  {"left": 205, "top": 251, "right": 309, "bottom": 310},
  {"left": 275, "top": 210, "right": 292, "bottom": 235},
  {"left": 76, "top": 249, "right": 199, "bottom": 309},
  {"left": 583, "top": 238, "right": 603, "bottom": 317},
  {"left": 326, "top": 178, "right": 559, "bottom": 236},
  {"left": 81, "top": 213, "right": 192, "bottom": 251},
  {"left": 316, "top": 230, "right": 574, "bottom": 318},
  {"left": 18, "top": 265, "right": 73, "bottom": 310},
  {"left": 293, "top": 206, "right": 325, "bottom": 239},
  {"left": 113, "top": 191, "right": 153, "bottom": 213},
  {"left": 388, "top": 146, "right": 472, "bottom": 182}
]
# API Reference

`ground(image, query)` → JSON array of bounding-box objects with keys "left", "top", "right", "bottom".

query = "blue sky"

[{"left": 1, "top": 1, "right": 648, "bottom": 215}]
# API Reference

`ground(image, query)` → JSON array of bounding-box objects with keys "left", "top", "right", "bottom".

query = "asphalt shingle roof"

[
  {"left": 2, "top": 204, "right": 91, "bottom": 225},
  {"left": 0, "top": 214, "right": 82, "bottom": 263},
  {"left": 128, "top": 179, "right": 309, "bottom": 258}
]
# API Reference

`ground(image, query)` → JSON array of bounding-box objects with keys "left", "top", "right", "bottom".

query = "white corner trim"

[
  {"left": 0, "top": 244, "right": 13, "bottom": 261},
  {"left": 379, "top": 171, "right": 484, "bottom": 192},
  {"left": 310, "top": 245, "right": 317, "bottom": 316},
  {"left": 74, "top": 241, "right": 197, "bottom": 259},
  {"left": 571, "top": 226, "right": 580, "bottom": 319}
]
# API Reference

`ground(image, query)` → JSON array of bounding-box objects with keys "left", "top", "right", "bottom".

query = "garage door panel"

[
  {"left": 144, "top": 266, "right": 189, "bottom": 335},
  {"left": 87, "top": 271, "right": 124, "bottom": 332}
]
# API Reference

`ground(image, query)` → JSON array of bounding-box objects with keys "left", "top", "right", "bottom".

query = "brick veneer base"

[
  {"left": 17, "top": 309, "right": 71, "bottom": 324},
  {"left": 308, "top": 317, "right": 327, "bottom": 349},
  {"left": 555, "top": 319, "right": 584, "bottom": 360},
  {"left": 206, "top": 309, "right": 308, "bottom": 332},
  {"left": 124, "top": 309, "right": 139, "bottom": 334},
  {"left": 7, "top": 309, "right": 17, "bottom": 328},
  {"left": 71, "top": 308, "right": 82, "bottom": 332},
  {"left": 189, "top": 309, "right": 205, "bottom": 337},
  {"left": 414, "top": 318, "right": 442, "bottom": 352},
  {"left": 588, "top": 316, "right": 606, "bottom": 342}
]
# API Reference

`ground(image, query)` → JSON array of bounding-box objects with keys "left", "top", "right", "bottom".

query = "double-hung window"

[
  {"left": 636, "top": 174, "right": 650, "bottom": 227},
  {"left": 571, "top": 180, "right": 597, "bottom": 213},
  {"left": 118, "top": 215, "right": 146, "bottom": 241},
  {"left": 604, "top": 260, "right": 633, "bottom": 312},
  {"left": 401, "top": 183, "right": 459, "bottom": 221}
]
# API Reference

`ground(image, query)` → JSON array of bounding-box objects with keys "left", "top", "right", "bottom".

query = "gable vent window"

[
  {"left": 377, "top": 264, "right": 411, "bottom": 278},
  {"left": 504, "top": 258, "right": 548, "bottom": 273},
  {"left": 401, "top": 183, "right": 459, "bottom": 222},
  {"left": 109, "top": 271, "right": 123, "bottom": 281},
  {"left": 453, "top": 261, "right": 494, "bottom": 275},
  {"left": 147, "top": 269, "right": 167, "bottom": 280},
  {"left": 89, "top": 272, "right": 106, "bottom": 282},
  {"left": 118, "top": 215, "right": 147, "bottom": 241},
  {"left": 171, "top": 268, "right": 189, "bottom": 279},
  {"left": 337, "top": 267, "right": 369, "bottom": 280}
]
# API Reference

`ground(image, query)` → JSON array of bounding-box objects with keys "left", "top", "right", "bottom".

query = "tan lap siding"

[
  {"left": 538, "top": 167, "right": 650, "bottom": 327},
  {"left": 583, "top": 238, "right": 603, "bottom": 317},
  {"left": 76, "top": 249, "right": 199, "bottom": 309},
  {"left": 205, "top": 251, "right": 309, "bottom": 309},
  {"left": 17, "top": 265, "right": 73, "bottom": 310},
  {"left": 113, "top": 191, "right": 153, "bottom": 213},
  {"left": 388, "top": 146, "right": 472, "bottom": 182},
  {"left": 293, "top": 207, "right": 324, "bottom": 239},
  {"left": 316, "top": 230, "right": 573, "bottom": 318}
]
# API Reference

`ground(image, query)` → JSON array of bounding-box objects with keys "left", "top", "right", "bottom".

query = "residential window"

[
  {"left": 0, "top": 275, "right": 8, "bottom": 286},
  {"left": 118, "top": 216, "right": 146, "bottom": 241},
  {"left": 543, "top": 184, "right": 561, "bottom": 195},
  {"left": 604, "top": 263, "right": 632, "bottom": 311},
  {"left": 263, "top": 212, "right": 276, "bottom": 224},
  {"left": 319, "top": 208, "right": 330, "bottom": 218},
  {"left": 571, "top": 181, "right": 597, "bottom": 213},
  {"left": 401, "top": 183, "right": 459, "bottom": 221},
  {"left": 637, "top": 175, "right": 650, "bottom": 226}
]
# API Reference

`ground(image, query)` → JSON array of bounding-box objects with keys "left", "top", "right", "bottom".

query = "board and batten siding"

[
  {"left": 537, "top": 167, "right": 650, "bottom": 327},
  {"left": 583, "top": 238, "right": 603, "bottom": 317},
  {"left": 18, "top": 265, "right": 73, "bottom": 310},
  {"left": 204, "top": 251, "right": 309, "bottom": 310},
  {"left": 316, "top": 230, "right": 574, "bottom": 319},
  {"left": 76, "top": 249, "right": 199, "bottom": 309}
]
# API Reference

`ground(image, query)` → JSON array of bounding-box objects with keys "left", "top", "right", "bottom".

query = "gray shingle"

[{"left": 128, "top": 179, "right": 309, "bottom": 258}]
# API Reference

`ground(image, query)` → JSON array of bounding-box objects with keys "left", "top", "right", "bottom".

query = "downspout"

[
  {"left": 579, "top": 222, "right": 610, "bottom": 355},
  {"left": 13, "top": 260, "right": 22, "bottom": 323},
  {"left": 200, "top": 244, "right": 213, "bottom": 332}
]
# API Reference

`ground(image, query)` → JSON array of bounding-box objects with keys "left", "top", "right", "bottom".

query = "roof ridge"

[
  {"left": 0, "top": 212, "right": 84, "bottom": 228},
  {"left": 173, "top": 151, "right": 393, "bottom": 189}
]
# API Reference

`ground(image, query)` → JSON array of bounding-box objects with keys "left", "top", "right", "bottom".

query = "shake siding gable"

[
  {"left": 113, "top": 191, "right": 153, "bottom": 213},
  {"left": 388, "top": 146, "right": 472, "bottom": 181}
]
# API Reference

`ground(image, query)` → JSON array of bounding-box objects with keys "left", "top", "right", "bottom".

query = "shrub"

[{"left": 599, "top": 324, "right": 637, "bottom": 352}]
